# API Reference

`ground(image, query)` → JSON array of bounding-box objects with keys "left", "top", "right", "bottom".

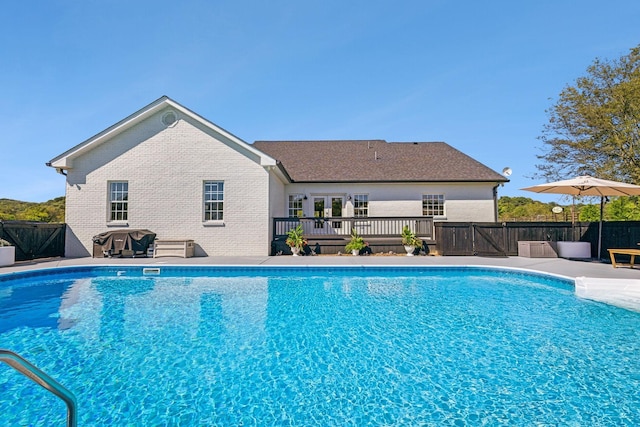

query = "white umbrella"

[{"left": 521, "top": 175, "right": 640, "bottom": 258}]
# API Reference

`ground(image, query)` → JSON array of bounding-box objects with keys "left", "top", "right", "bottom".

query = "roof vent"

[{"left": 161, "top": 111, "right": 178, "bottom": 127}]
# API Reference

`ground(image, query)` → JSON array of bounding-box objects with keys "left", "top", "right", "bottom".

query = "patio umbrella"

[{"left": 521, "top": 175, "right": 640, "bottom": 258}]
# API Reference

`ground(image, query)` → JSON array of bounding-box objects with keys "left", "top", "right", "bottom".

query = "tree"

[
  {"left": 536, "top": 45, "right": 640, "bottom": 183},
  {"left": 498, "top": 196, "right": 564, "bottom": 220},
  {"left": 605, "top": 196, "right": 640, "bottom": 220},
  {"left": 0, "top": 197, "right": 65, "bottom": 222},
  {"left": 578, "top": 203, "right": 600, "bottom": 222}
]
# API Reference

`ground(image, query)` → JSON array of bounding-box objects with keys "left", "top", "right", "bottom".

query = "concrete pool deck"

[
  {"left": 2, "top": 254, "right": 640, "bottom": 278},
  {"left": 3, "top": 255, "right": 640, "bottom": 311}
]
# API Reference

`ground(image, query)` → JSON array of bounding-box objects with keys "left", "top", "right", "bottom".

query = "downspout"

[{"left": 493, "top": 184, "right": 499, "bottom": 222}]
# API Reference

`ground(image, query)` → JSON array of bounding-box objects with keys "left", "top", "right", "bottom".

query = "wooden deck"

[{"left": 272, "top": 216, "right": 434, "bottom": 255}]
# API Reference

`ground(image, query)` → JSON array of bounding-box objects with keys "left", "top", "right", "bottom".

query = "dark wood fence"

[
  {"left": 0, "top": 221, "right": 66, "bottom": 261},
  {"left": 273, "top": 217, "right": 640, "bottom": 257},
  {"left": 5, "top": 219, "right": 640, "bottom": 260},
  {"left": 436, "top": 221, "right": 640, "bottom": 259}
]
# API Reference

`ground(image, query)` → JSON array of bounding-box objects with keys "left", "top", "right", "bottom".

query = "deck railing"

[{"left": 273, "top": 216, "right": 434, "bottom": 240}]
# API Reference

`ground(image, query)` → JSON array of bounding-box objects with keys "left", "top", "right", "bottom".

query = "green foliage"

[
  {"left": 606, "top": 196, "right": 640, "bottom": 220},
  {"left": 577, "top": 204, "right": 599, "bottom": 221},
  {"left": 400, "top": 225, "right": 422, "bottom": 247},
  {"left": 345, "top": 229, "right": 366, "bottom": 252},
  {"left": 536, "top": 44, "right": 640, "bottom": 183},
  {"left": 498, "top": 196, "right": 561, "bottom": 220},
  {"left": 499, "top": 196, "right": 577, "bottom": 221},
  {"left": 285, "top": 224, "right": 307, "bottom": 249},
  {"left": 0, "top": 197, "right": 65, "bottom": 222},
  {"left": 579, "top": 196, "right": 640, "bottom": 221},
  {"left": 499, "top": 196, "right": 640, "bottom": 221}
]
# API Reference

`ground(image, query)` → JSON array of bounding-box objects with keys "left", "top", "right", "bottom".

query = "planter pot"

[
  {"left": 291, "top": 247, "right": 301, "bottom": 256},
  {"left": 0, "top": 246, "right": 15, "bottom": 267},
  {"left": 404, "top": 245, "right": 416, "bottom": 256},
  {"left": 352, "top": 249, "right": 360, "bottom": 256}
]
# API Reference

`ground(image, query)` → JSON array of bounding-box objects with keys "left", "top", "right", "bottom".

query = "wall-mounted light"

[
  {"left": 303, "top": 195, "right": 308, "bottom": 200},
  {"left": 347, "top": 195, "right": 352, "bottom": 201}
]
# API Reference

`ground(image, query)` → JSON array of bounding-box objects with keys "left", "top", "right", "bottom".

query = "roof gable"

[
  {"left": 48, "top": 96, "right": 277, "bottom": 170},
  {"left": 253, "top": 140, "right": 508, "bottom": 183}
]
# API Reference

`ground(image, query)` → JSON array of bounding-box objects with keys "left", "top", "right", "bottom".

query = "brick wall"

[{"left": 65, "top": 107, "right": 274, "bottom": 257}]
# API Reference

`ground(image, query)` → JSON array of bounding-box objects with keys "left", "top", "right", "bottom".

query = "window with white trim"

[
  {"left": 109, "top": 181, "right": 128, "bottom": 221},
  {"left": 204, "top": 181, "right": 224, "bottom": 221},
  {"left": 422, "top": 194, "right": 445, "bottom": 216},
  {"left": 288, "top": 194, "right": 304, "bottom": 217},
  {"left": 353, "top": 194, "right": 368, "bottom": 218}
]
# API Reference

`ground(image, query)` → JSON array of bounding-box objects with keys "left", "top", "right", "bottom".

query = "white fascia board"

[
  {"left": 167, "top": 100, "right": 277, "bottom": 167},
  {"left": 48, "top": 97, "right": 172, "bottom": 169}
]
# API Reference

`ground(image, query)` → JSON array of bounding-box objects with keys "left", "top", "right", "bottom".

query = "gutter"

[{"left": 45, "top": 162, "right": 67, "bottom": 176}]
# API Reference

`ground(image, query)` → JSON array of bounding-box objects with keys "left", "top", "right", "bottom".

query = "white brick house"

[{"left": 48, "top": 96, "right": 508, "bottom": 257}]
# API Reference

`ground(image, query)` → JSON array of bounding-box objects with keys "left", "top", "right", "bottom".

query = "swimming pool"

[{"left": 1, "top": 266, "right": 639, "bottom": 425}]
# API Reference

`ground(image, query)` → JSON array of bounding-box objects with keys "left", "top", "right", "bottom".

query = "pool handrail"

[{"left": 0, "top": 349, "right": 77, "bottom": 427}]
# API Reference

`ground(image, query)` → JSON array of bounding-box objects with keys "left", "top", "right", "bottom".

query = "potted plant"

[
  {"left": 345, "top": 228, "right": 366, "bottom": 256},
  {"left": 285, "top": 224, "right": 307, "bottom": 256},
  {"left": 0, "top": 238, "right": 15, "bottom": 267},
  {"left": 401, "top": 225, "right": 422, "bottom": 256}
]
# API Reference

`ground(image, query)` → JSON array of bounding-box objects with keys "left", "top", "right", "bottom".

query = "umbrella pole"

[
  {"left": 598, "top": 196, "right": 604, "bottom": 259},
  {"left": 571, "top": 196, "right": 576, "bottom": 241}
]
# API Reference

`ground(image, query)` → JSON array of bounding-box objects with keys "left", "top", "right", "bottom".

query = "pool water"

[{"left": 1, "top": 266, "right": 639, "bottom": 425}]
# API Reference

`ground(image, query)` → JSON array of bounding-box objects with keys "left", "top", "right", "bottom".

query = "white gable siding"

[{"left": 64, "top": 108, "right": 271, "bottom": 257}]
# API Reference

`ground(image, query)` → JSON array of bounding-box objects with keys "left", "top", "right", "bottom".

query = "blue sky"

[{"left": 2, "top": 0, "right": 639, "bottom": 203}]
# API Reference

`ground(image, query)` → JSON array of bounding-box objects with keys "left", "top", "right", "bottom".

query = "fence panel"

[
  {"left": 473, "top": 224, "right": 507, "bottom": 256},
  {"left": 0, "top": 221, "right": 65, "bottom": 261},
  {"left": 503, "top": 222, "right": 578, "bottom": 255},
  {"left": 435, "top": 223, "right": 474, "bottom": 256},
  {"left": 436, "top": 221, "right": 640, "bottom": 258}
]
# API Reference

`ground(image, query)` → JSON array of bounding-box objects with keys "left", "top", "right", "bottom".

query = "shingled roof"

[{"left": 253, "top": 140, "right": 508, "bottom": 183}]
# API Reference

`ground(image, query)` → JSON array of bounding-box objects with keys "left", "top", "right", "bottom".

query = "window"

[
  {"left": 422, "top": 194, "right": 445, "bottom": 216},
  {"left": 109, "top": 181, "right": 128, "bottom": 221},
  {"left": 353, "top": 194, "right": 368, "bottom": 218},
  {"left": 288, "top": 194, "right": 304, "bottom": 217},
  {"left": 204, "top": 181, "right": 224, "bottom": 221}
]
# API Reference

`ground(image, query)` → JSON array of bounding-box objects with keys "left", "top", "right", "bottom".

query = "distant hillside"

[{"left": 0, "top": 197, "right": 65, "bottom": 223}]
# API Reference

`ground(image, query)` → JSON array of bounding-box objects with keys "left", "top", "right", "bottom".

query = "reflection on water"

[
  {"left": 57, "top": 276, "right": 269, "bottom": 346},
  {"left": 0, "top": 279, "right": 73, "bottom": 333}
]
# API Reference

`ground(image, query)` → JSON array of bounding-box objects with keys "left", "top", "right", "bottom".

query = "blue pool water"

[{"left": 1, "top": 266, "right": 639, "bottom": 425}]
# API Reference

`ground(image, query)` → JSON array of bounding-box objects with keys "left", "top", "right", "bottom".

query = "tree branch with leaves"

[{"left": 537, "top": 45, "right": 640, "bottom": 183}]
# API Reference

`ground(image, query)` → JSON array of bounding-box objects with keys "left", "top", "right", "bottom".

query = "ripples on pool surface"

[{"left": 1, "top": 266, "right": 639, "bottom": 425}]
